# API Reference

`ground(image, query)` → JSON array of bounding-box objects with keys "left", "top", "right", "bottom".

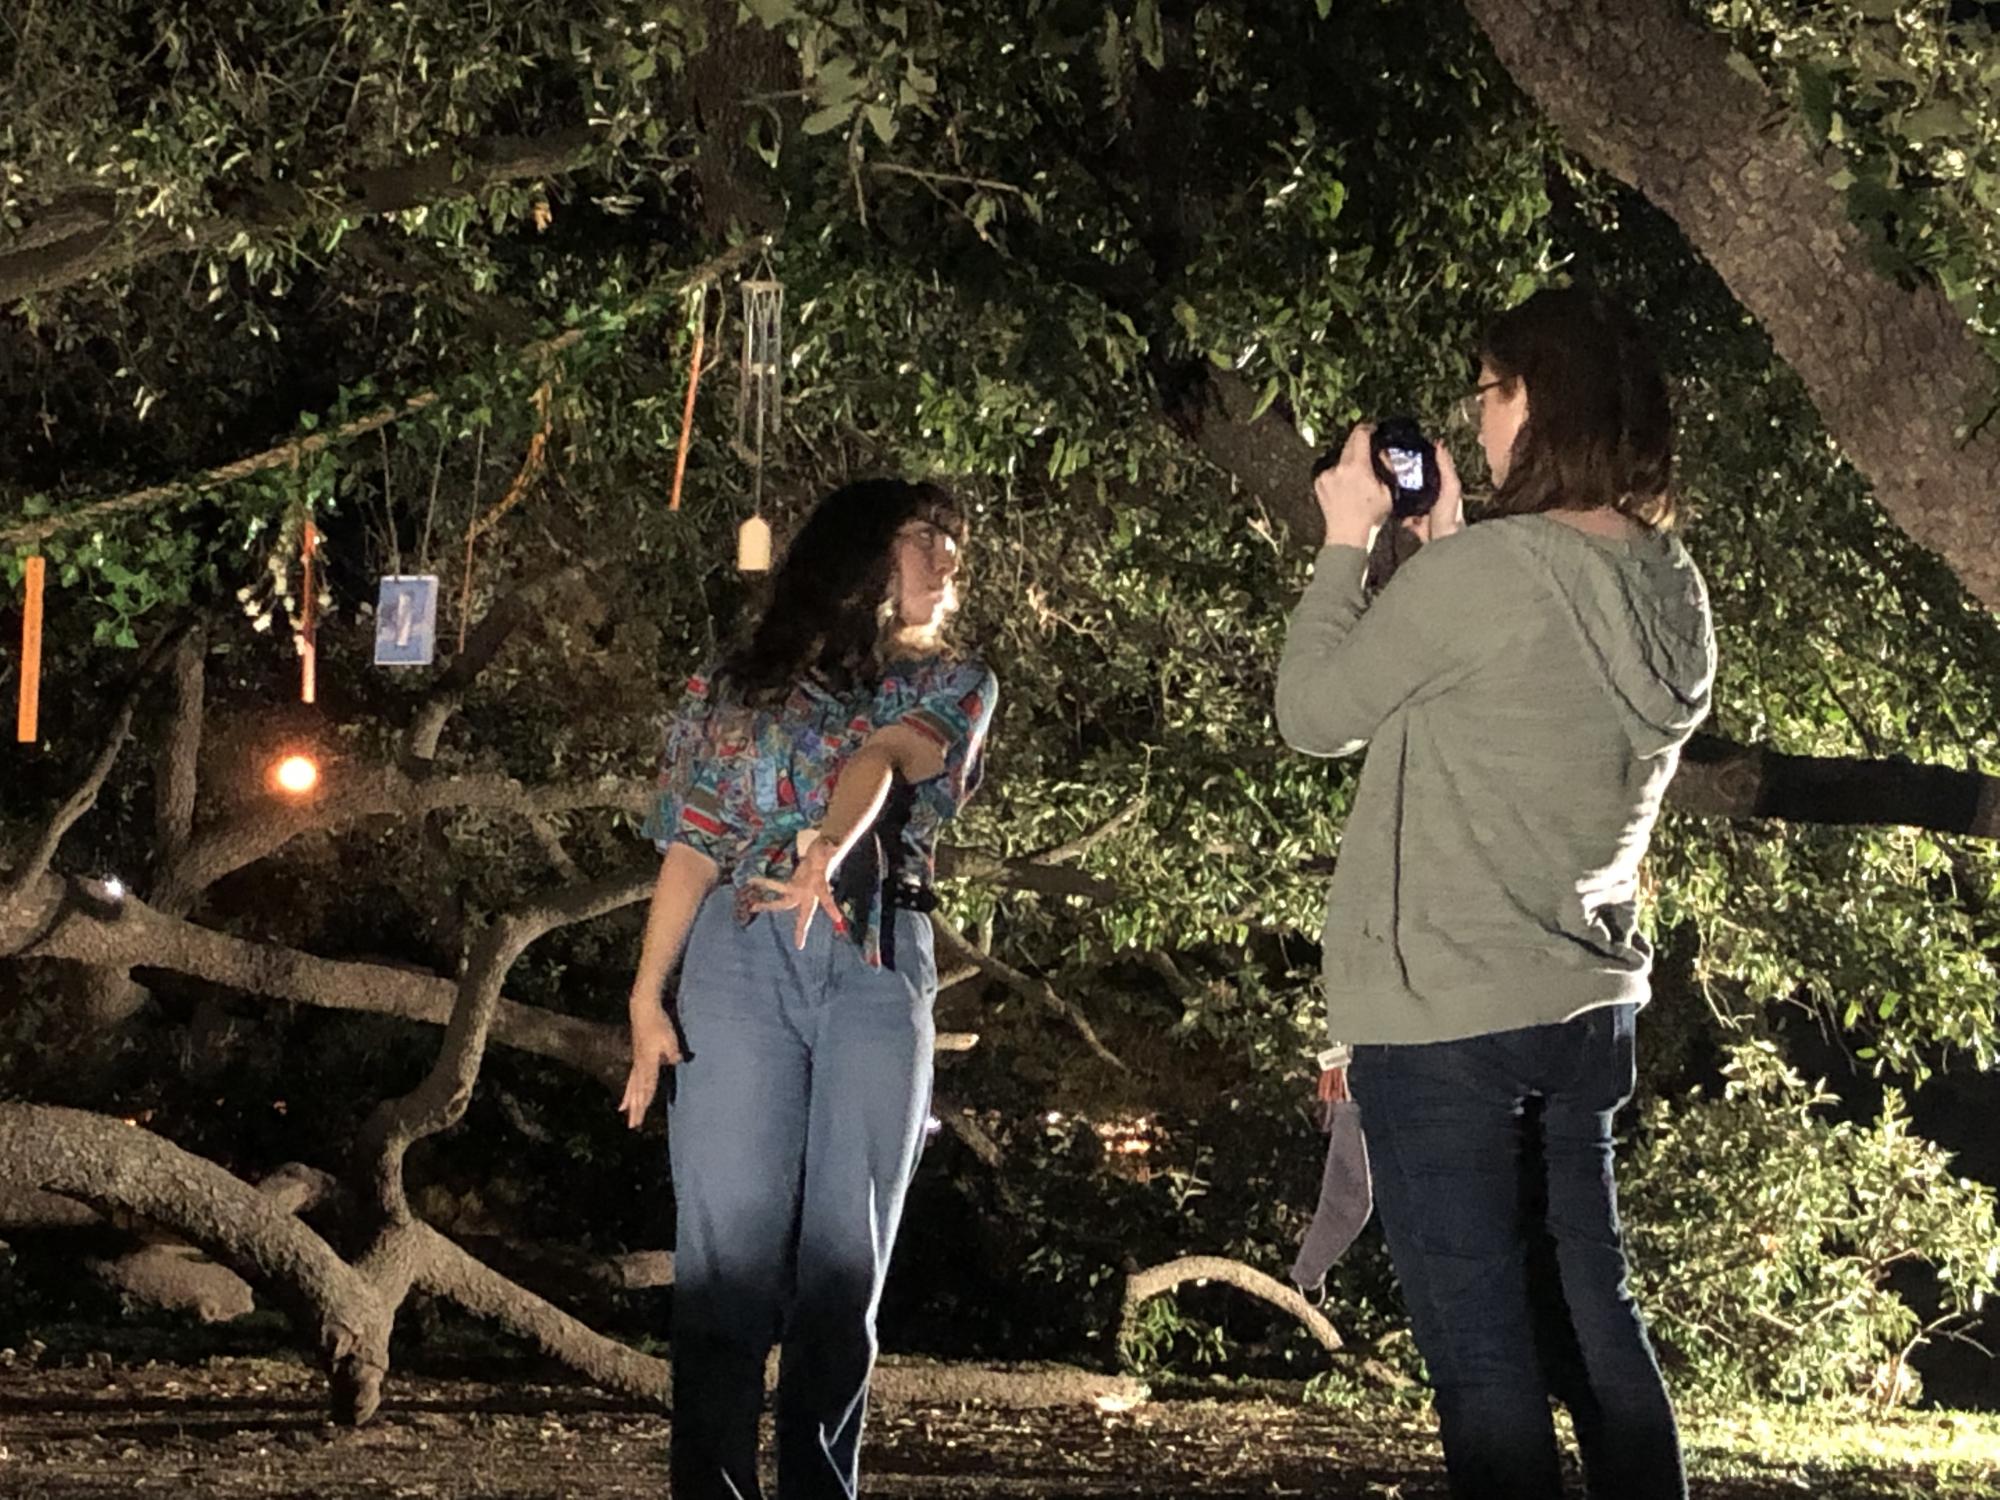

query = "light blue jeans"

[{"left": 667, "top": 887, "right": 936, "bottom": 1500}]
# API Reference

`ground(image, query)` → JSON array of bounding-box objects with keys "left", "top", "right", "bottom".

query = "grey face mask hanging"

[{"left": 1290, "top": 1099, "right": 1374, "bottom": 1294}]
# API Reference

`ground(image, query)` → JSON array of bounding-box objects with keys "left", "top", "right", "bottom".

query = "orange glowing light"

[{"left": 272, "top": 754, "right": 320, "bottom": 794}]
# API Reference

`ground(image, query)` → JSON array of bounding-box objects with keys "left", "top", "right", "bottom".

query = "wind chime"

[
  {"left": 734, "top": 270, "right": 785, "bottom": 573},
  {"left": 15, "top": 554, "right": 43, "bottom": 744}
]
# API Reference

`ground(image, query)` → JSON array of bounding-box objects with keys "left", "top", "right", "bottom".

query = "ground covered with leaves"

[{"left": 0, "top": 1355, "right": 1995, "bottom": 1499}]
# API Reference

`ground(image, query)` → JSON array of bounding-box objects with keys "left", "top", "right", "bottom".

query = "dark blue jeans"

[
  {"left": 667, "top": 889, "right": 937, "bottom": 1500},
  {"left": 1349, "top": 1004, "right": 1685, "bottom": 1500}
]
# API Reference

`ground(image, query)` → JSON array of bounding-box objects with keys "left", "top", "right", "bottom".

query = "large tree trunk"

[{"left": 1460, "top": 0, "right": 2000, "bottom": 610}]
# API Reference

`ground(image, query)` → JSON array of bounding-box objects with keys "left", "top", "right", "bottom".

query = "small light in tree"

[
  {"left": 923, "top": 1113, "right": 942, "bottom": 1138},
  {"left": 99, "top": 876, "right": 126, "bottom": 903},
  {"left": 271, "top": 753, "right": 320, "bottom": 795}
]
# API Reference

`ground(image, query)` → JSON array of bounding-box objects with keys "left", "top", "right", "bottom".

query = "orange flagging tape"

[
  {"left": 669, "top": 298, "right": 707, "bottom": 512},
  {"left": 300, "top": 519, "right": 318, "bottom": 705},
  {"left": 17, "top": 555, "right": 44, "bottom": 743}
]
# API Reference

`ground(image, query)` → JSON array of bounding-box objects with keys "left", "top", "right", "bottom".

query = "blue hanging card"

[{"left": 374, "top": 575, "right": 440, "bottom": 667}]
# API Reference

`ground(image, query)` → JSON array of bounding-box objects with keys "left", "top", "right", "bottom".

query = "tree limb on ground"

[
  {"left": 1460, "top": 0, "right": 2000, "bottom": 611},
  {"left": 0, "top": 1104, "right": 390, "bottom": 1412},
  {"left": 1120, "top": 1255, "right": 1342, "bottom": 1356}
]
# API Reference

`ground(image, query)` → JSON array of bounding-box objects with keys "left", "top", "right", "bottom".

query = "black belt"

[{"left": 882, "top": 878, "right": 938, "bottom": 914}]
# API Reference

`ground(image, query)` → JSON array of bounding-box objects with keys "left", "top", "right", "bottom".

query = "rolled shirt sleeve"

[{"left": 890, "top": 659, "right": 998, "bottom": 815}]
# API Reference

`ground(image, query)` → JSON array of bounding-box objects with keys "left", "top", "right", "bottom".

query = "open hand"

[{"left": 750, "top": 839, "right": 847, "bottom": 950}]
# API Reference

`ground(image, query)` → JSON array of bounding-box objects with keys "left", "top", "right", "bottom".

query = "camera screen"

[{"left": 1385, "top": 446, "right": 1426, "bottom": 492}]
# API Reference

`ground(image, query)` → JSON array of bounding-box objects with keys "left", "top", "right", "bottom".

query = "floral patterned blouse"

[{"left": 642, "top": 655, "right": 997, "bottom": 968}]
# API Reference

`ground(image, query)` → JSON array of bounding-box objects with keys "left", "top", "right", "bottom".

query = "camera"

[{"left": 1312, "top": 416, "right": 1441, "bottom": 519}]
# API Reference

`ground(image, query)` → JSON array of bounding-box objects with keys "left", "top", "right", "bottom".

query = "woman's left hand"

[
  {"left": 1399, "top": 441, "right": 1466, "bottom": 546},
  {"left": 750, "top": 838, "right": 848, "bottom": 949}
]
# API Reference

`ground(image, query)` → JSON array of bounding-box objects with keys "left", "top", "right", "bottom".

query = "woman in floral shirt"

[{"left": 621, "top": 478, "right": 996, "bottom": 1500}]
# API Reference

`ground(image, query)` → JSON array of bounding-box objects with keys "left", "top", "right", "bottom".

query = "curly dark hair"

[
  {"left": 1479, "top": 286, "right": 1676, "bottom": 530},
  {"left": 717, "top": 478, "right": 966, "bottom": 704}
]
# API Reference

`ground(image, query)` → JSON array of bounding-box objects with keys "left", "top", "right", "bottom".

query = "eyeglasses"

[
  {"left": 895, "top": 520, "right": 961, "bottom": 557},
  {"left": 1458, "top": 378, "right": 1506, "bottom": 425}
]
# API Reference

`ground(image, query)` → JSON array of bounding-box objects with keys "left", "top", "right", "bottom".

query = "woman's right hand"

[
  {"left": 749, "top": 837, "right": 847, "bottom": 950},
  {"left": 620, "top": 997, "right": 683, "bottom": 1129}
]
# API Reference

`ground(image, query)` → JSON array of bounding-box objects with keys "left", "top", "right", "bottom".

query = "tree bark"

[{"left": 1459, "top": 0, "right": 2000, "bottom": 609}]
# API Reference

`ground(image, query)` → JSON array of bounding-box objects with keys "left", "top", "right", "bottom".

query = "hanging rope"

[{"left": 457, "top": 381, "right": 553, "bottom": 652}]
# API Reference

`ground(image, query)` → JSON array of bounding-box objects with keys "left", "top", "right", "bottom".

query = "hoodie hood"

[{"left": 1489, "top": 515, "right": 1716, "bottom": 758}]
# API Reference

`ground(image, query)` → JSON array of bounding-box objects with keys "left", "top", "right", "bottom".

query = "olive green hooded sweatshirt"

[{"left": 1276, "top": 514, "right": 1715, "bottom": 1047}]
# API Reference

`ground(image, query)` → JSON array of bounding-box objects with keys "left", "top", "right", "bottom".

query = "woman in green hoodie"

[{"left": 1277, "top": 287, "right": 1715, "bottom": 1500}]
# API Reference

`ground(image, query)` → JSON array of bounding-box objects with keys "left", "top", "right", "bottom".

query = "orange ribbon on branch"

[
  {"left": 17, "top": 555, "right": 44, "bottom": 743},
  {"left": 300, "top": 518, "right": 319, "bottom": 704},
  {"left": 669, "top": 290, "right": 710, "bottom": 513}
]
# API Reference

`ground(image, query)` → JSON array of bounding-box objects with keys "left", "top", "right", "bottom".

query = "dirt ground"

[{"left": 0, "top": 1355, "right": 1989, "bottom": 1499}]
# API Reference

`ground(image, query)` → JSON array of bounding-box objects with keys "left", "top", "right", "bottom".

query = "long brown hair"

[
  {"left": 1479, "top": 286, "right": 1675, "bottom": 530},
  {"left": 717, "top": 478, "right": 967, "bottom": 704}
]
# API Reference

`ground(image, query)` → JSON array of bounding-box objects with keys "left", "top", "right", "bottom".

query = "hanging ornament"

[
  {"left": 668, "top": 287, "right": 711, "bottom": 514},
  {"left": 374, "top": 574, "right": 440, "bottom": 667},
  {"left": 16, "top": 554, "right": 44, "bottom": 744},
  {"left": 735, "top": 270, "right": 785, "bottom": 574},
  {"left": 737, "top": 514, "right": 772, "bottom": 573}
]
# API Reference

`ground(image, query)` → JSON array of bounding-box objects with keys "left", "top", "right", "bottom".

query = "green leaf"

[
  {"left": 817, "top": 56, "right": 863, "bottom": 104},
  {"left": 1900, "top": 101, "right": 1969, "bottom": 142},
  {"left": 1798, "top": 63, "right": 1834, "bottom": 147},
  {"left": 1250, "top": 376, "right": 1281, "bottom": 420},
  {"left": 802, "top": 103, "right": 854, "bottom": 136},
  {"left": 1135, "top": 0, "right": 1164, "bottom": 70},
  {"left": 1724, "top": 50, "right": 1765, "bottom": 90},
  {"left": 864, "top": 103, "right": 896, "bottom": 145}
]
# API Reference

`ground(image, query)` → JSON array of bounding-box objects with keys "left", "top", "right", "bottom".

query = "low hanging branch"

[
  {"left": 0, "top": 623, "right": 187, "bottom": 942},
  {"left": 930, "top": 917, "right": 1130, "bottom": 1073}
]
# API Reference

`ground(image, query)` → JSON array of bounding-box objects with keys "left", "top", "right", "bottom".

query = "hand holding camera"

[{"left": 1312, "top": 417, "right": 1464, "bottom": 551}]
